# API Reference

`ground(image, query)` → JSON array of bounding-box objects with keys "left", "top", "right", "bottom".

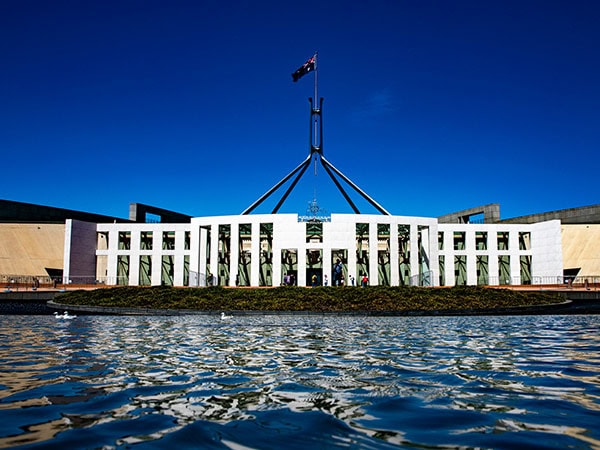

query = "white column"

[
  {"left": 130, "top": 231, "right": 141, "bottom": 286},
  {"left": 509, "top": 231, "right": 521, "bottom": 284},
  {"left": 390, "top": 222, "right": 399, "bottom": 286},
  {"left": 426, "top": 224, "right": 438, "bottom": 287},
  {"left": 151, "top": 231, "right": 161, "bottom": 286},
  {"left": 323, "top": 244, "right": 332, "bottom": 286},
  {"left": 348, "top": 231, "right": 357, "bottom": 286},
  {"left": 369, "top": 220, "right": 378, "bottom": 285},
  {"left": 197, "top": 226, "right": 208, "bottom": 286},
  {"left": 273, "top": 244, "right": 282, "bottom": 287},
  {"left": 230, "top": 224, "right": 239, "bottom": 287},
  {"left": 251, "top": 222, "right": 261, "bottom": 286},
  {"left": 466, "top": 229, "right": 477, "bottom": 285},
  {"left": 297, "top": 247, "right": 307, "bottom": 286},
  {"left": 106, "top": 228, "right": 119, "bottom": 285}
]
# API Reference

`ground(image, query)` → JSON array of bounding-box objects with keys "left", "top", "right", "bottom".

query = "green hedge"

[{"left": 55, "top": 285, "right": 563, "bottom": 312}]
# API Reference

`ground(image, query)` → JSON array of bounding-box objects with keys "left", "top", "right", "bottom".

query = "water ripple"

[{"left": 0, "top": 314, "right": 599, "bottom": 449}]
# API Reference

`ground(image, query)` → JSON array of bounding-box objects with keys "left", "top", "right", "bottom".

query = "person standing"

[
  {"left": 333, "top": 259, "right": 343, "bottom": 286},
  {"left": 361, "top": 274, "right": 368, "bottom": 287}
]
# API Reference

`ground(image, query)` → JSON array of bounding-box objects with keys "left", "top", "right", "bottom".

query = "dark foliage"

[{"left": 55, "top": 286, "right": 563, "bottom": 313}]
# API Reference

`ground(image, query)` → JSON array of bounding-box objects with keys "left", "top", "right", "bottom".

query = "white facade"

[
  {"left": 191, "top": 214, "right": 438, "bottom": 287},
  {"left": 437, "top": 220, "right": 563, "bottom": 286},
  {"left": 70, "top": 214, "right": 564, "bottom": 288},
  {"left": 95, "top": 222, "right": 192, "bottom": 286}
]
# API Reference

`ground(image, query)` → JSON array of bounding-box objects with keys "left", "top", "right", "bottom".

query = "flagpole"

[
  {"left": 313, "top": 52, "right": 318, "bottom": 175},
  {"left": 314, "top": 52, "right": 318, "bottom": 112},
  {"left": 242, "top": 51, "right": 391, "bottom": 216}
]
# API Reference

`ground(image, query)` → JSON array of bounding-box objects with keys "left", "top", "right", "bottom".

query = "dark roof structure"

[{"left": 1, "top": 200, "right": 193, "bottom": 224}]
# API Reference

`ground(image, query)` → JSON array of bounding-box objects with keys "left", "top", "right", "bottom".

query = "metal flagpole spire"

[
  {"left": 314, "top": 52, "right": 318, "bottom": 113},
  {"left": 242, "top": 52, "right": 390, "bottom": 216},
  {"left": 313, "top": 52, "right": 319, "bottom": 175}
]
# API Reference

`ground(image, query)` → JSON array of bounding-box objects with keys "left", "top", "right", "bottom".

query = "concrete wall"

[
  {"left": 562, "top": 224, "right": 600, "bottom": 277},
  {"left": 129, "top": 203, "right": 192, "bottom": 223},
  {"left": 63, "top": 220, "right": 98, "bottom": 283},
  {"left": 501, "top": 204, "right": 600, "bottom": 224},
  {"left": 531, "top": 220, "right": 564, "bottom": 280},
  {"left": 0, "top": 223, "right": 65, "bottom": 276},
  {"left": 438, "top": 204, "right": 500, "bottom": 224}
]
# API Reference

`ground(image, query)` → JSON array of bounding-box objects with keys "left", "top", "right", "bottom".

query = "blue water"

[{"left": 0, "top": 314, "right": 599, "bottom": 449}]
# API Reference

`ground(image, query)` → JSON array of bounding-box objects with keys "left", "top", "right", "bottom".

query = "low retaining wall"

[{"left": 0, "top": 291, "right": 60, "bottom": 315}]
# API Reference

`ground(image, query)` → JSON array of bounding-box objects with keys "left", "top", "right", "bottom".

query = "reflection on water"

[{"left": 0, "top": 314, "right": 599, "bottom": 449}]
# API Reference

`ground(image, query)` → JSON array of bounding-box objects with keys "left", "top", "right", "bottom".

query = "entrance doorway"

[
  {"left": 331, "top": 249, "right": 348, "bottom": 286},
  {"left": 306, "top": 268, "right": 323, "bottom": 287},
  {"left": 306, "top": 249, "right": 323, "bottom": 286}
]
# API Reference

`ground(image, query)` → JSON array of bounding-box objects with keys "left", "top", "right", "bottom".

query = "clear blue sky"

[{"left": 2, "top": 1, "right": 599, "bottom": 220}]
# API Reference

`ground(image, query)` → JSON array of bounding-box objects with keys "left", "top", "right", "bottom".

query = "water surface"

[{"left": 1, "top": 314, "right": 599, "bottom": 449}]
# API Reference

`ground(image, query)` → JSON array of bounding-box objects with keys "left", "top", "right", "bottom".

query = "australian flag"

[{"left": 292, "top": 55, "right": 316, "bottom": 82}]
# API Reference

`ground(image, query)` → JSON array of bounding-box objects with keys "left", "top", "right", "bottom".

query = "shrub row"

[{"left": 55, "top": 285, "right": 563, "bottom": 313}]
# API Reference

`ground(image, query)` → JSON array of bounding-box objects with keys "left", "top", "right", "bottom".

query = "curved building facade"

[{"left": 81, "top": 213, "right": 562, "bottom": 288}]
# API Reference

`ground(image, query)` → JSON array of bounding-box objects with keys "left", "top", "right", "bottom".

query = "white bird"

[
  {"left": 54, "top": 311, "right": 76, "bottom": 319},
  {"left": 220, "top": 312, "right": 232, "bottom": 320}
]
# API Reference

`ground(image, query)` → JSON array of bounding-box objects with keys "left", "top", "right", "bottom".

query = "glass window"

[
  {"left": 453, "top": 232, "right": 465, "bottom": 250},
  {"left": 378, "top": 224, "right": 391, "bottom": 286},
  {"left": 475, "top": 231, "right": 487, "bottom": 250},
  {"left": 260, "top": 223, "right": 273, "bottom": 287},
  {"left": 398, "top": 225, "right": 410, "bottom": 286},
  {"left": 118, "top": 232, "right": 131, "bottom": 250},
  {"left": 238, "top": 224, "right": 252, "bottom": 286},
  {"left": 519, "top": 232, "right": 531, "bottom": 250},
  {"left": 454, "top": 255, "right": 467, "bottom": 285},
  {"left": 218, "top": 225, "right": 231, "bottom": 286},
  {"left": 281, "top": 249, "right": 297, "bottom": 286},
  {"left": 497, "top": 232, "right": 509, "bottom": 250},
  {"left": 499, "top": 255, "right": 510, "bottom": 284},
  {"left": 139, "top": 255, "right": 152, "bottom": 285},
  {"left": 140, "top": 231, "right": 153, "bottom": 250},
  {"left": 161, "top": 255, "right": 174, "bottom": 286},
  {"left": 183, "top": 255, "right": 190, "bottom": 286},
  {"left": 476, "top": 255, "right": 488, "bottom": 285},
  {"left": 356, "top": 224, "right": 369, "bottom": 278},
  {"left": 306, "top": 222, "right": 323, "bottom": 243},
  {"left": 520, "top": 255, "right": 532, "bottom": 284},
  {"left": 117, "top": 255, "right": 129, "bottom": 285},
  {"left": 162, "top": 231, "right": 175, "bottom": 250}
]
